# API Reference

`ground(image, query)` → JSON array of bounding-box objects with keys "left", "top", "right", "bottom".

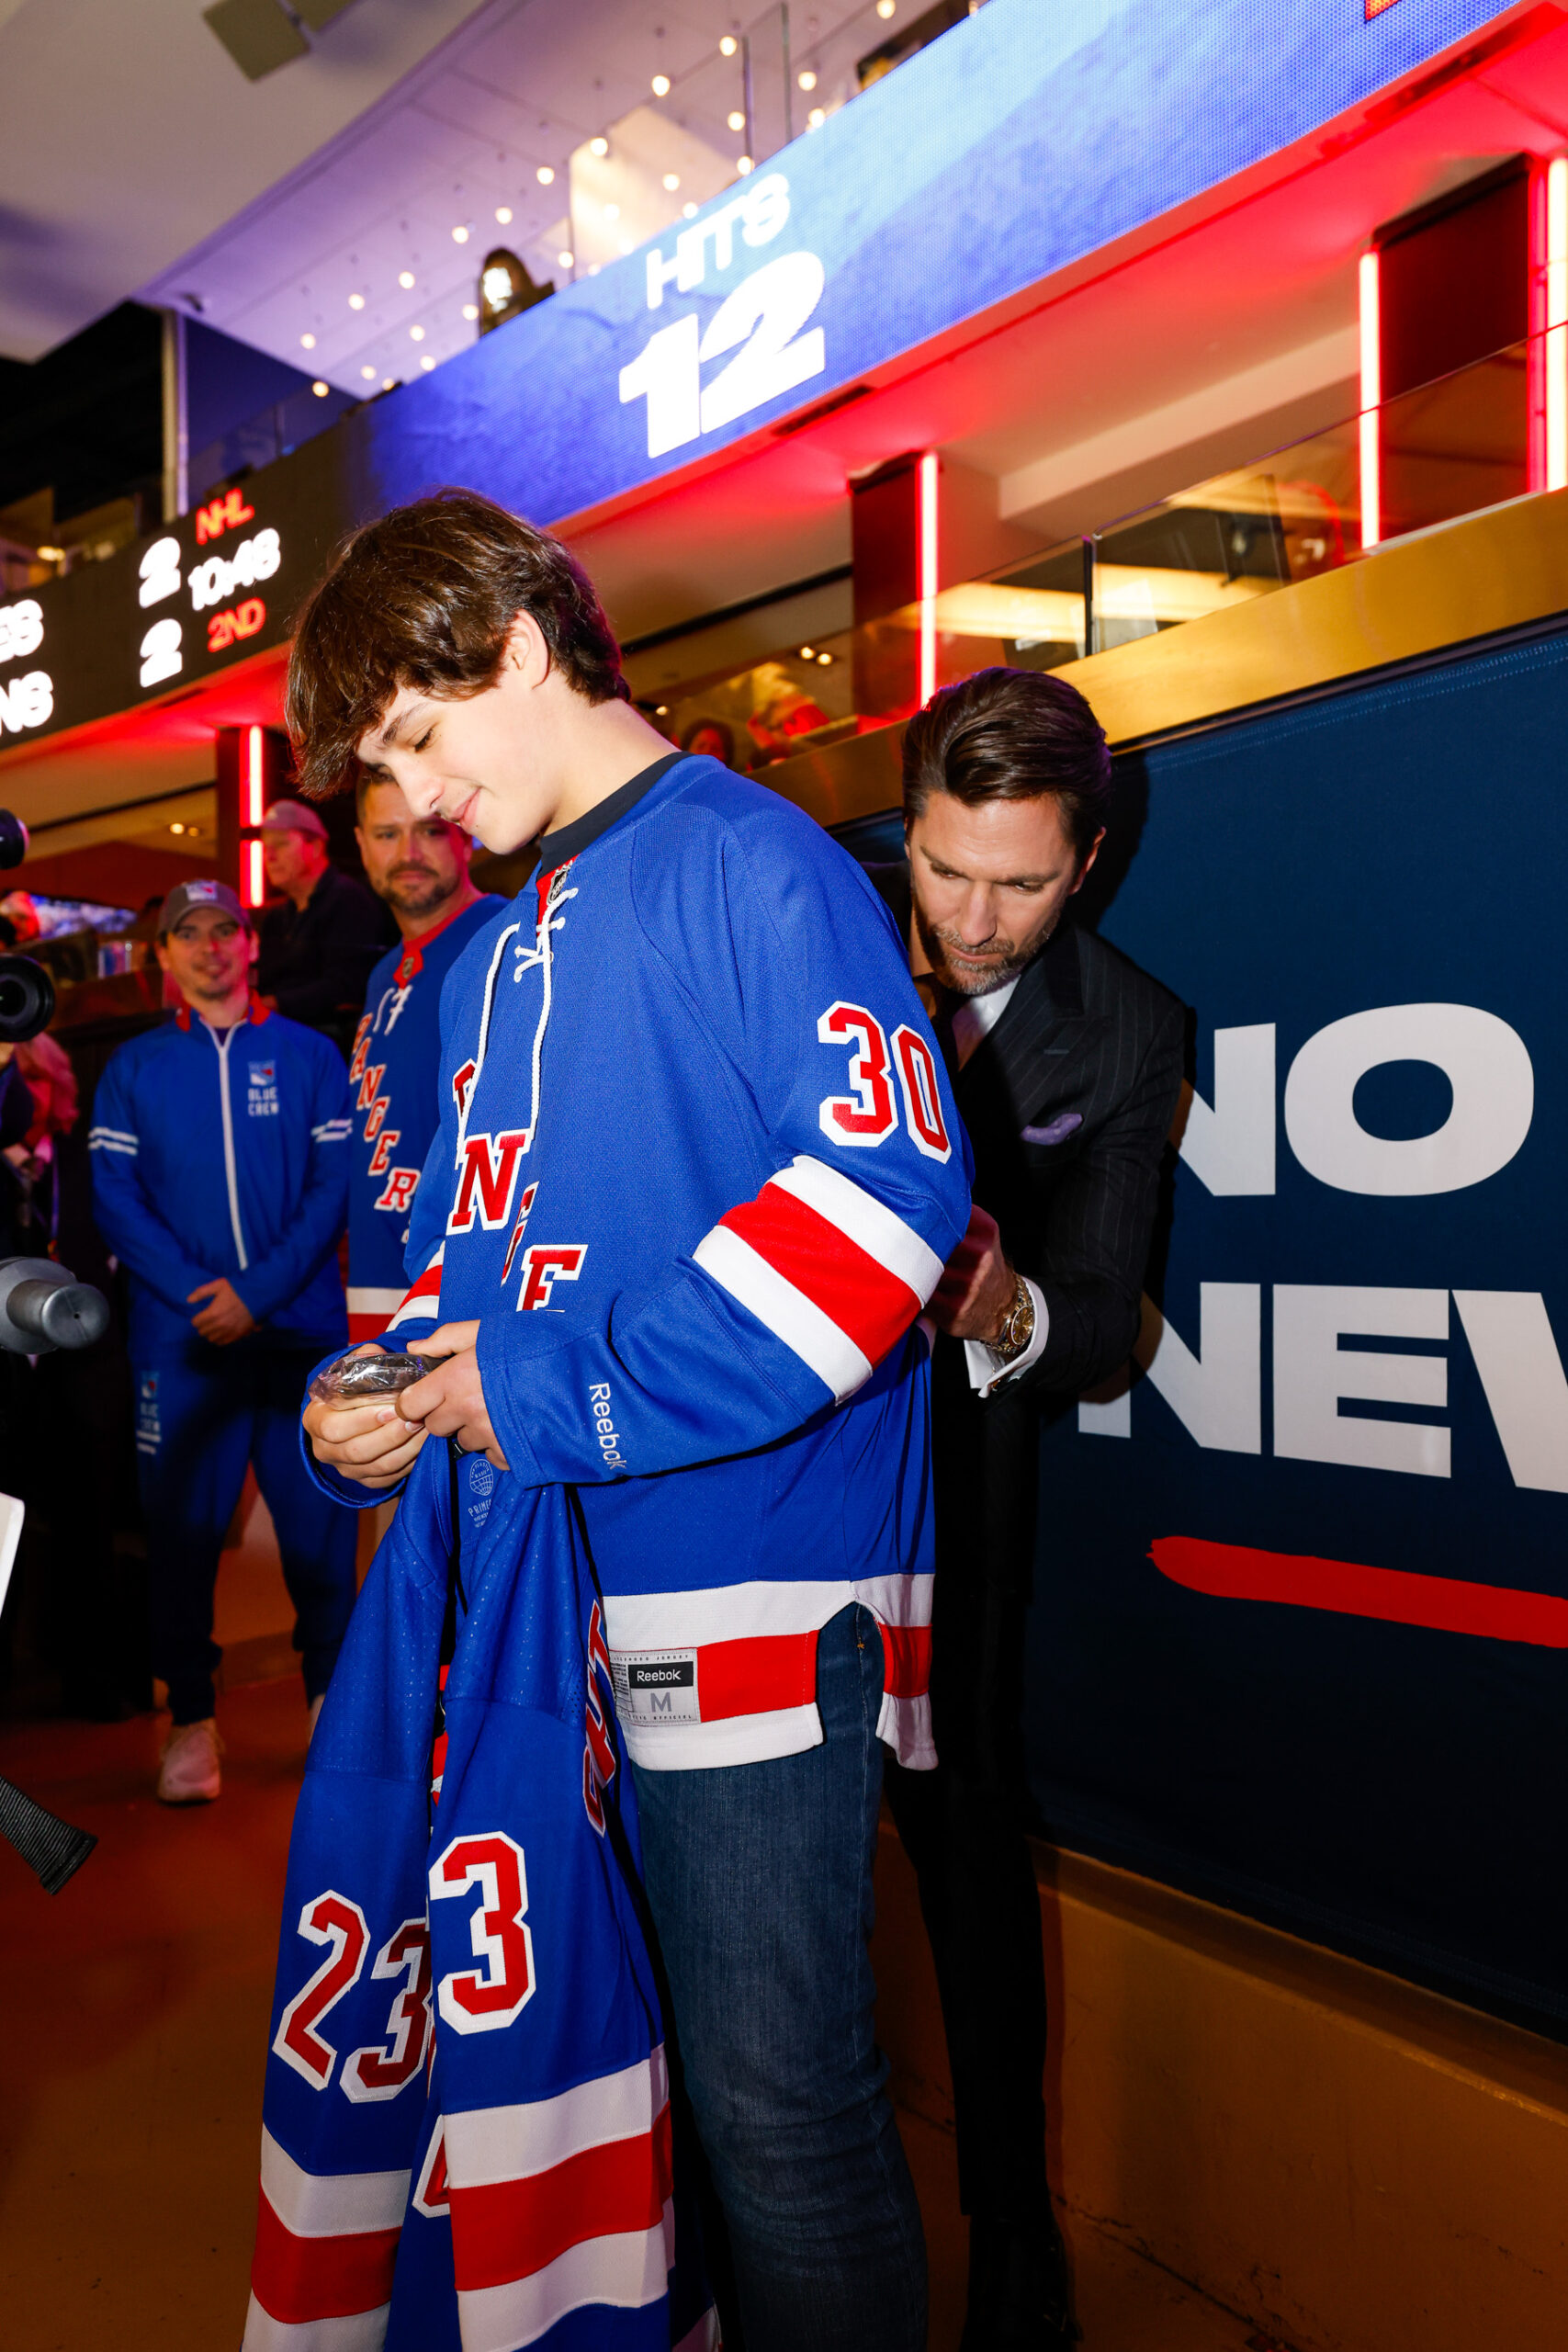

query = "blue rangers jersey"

[
  {"left": 245, "top": 1443, "right": 713, "bottom": 2350},
  {"left": 319, "top": 751, "right": 972, "bottom": 1773},
  {"left": 347, "top": 895, "right": 502, "bottom": 1343},
  {"left": 89, "top": 997, "right": 351, "bottom": 1360}
]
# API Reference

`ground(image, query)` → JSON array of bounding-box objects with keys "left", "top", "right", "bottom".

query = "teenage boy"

[
  {"left": 90, "top": 880, "right": 357, "bottom": 1804},
  {"left": 346, "top": 778, "right": 501, "bottom": 1342},
  {"left": 296, "top": 489, "right": 971, "bottom": 2352}
]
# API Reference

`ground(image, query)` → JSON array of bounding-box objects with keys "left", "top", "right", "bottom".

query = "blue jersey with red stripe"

[
  {"left": 317, "top": 753, "right": 971, "bottom": 1773},
  {"left": 346, "top": 895, "right": 503, "bottom": 1344},
  {"left": 245, "top": 1448, "right": 713, "bottom": 2350}
]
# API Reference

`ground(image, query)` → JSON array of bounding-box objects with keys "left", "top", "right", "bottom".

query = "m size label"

[{"left": 611, "top": 1651, "right": 699, "bottom": 1725}]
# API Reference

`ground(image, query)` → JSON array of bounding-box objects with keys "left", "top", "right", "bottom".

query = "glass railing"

[
  {"left": 568, "top": 0, "right": 978, "bottom": 277},
  {"left": 629, "top": 327, "right": 1556, "bottom": 766}
]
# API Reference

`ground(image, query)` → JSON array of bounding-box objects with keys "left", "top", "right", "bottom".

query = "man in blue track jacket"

[
  {"left": 90, "top": 879, "right": 357, "bottom": 1804},
  {"left": 291, "top": 492, "right": 973, "bottom": 2352}
]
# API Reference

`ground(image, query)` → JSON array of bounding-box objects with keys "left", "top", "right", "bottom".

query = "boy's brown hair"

[{"left": 286, "top": 488, "right": 628, "bottom": 799}]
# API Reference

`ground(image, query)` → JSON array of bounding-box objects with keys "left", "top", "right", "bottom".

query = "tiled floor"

[{"left": 0, "top": 1680, "right": 1261, "bottom": 2350}]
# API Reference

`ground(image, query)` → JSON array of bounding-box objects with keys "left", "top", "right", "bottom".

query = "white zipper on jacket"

[{"left": 207, "top": 1023, "right": 250, "bottom": 1271}]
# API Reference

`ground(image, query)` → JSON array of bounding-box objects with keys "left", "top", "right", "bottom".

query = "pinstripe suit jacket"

[{"left": 872, "top": 863, "right": 1184, "bottom": 1618}]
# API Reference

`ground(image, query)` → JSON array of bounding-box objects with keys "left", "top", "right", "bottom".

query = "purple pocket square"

[{"left": 1021, "top": 1112, "right": 1083, "bottom": 1147}]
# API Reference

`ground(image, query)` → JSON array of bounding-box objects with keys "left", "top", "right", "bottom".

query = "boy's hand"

[
  {"left": 400, "top": 1322, "right": 510, "bottom": 1470},
  {"left": 302, "top": 1343, "right": 427, "bottom": 1490}
]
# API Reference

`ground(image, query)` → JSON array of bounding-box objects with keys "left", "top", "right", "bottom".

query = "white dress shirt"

[{"left": 946, "top": 976, "right": 1051, "bottom": 1396}]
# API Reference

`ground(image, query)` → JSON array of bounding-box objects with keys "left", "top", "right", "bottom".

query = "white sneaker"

[
  {"left": 307, "top": 1694, "right": 324, "bottom": 1745},
  {"left": 157, "top": 1716, "right": 223, "bottom": 1804}
]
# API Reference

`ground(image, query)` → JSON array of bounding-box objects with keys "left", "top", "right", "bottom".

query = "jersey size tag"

[{"left": 611, "top": 1649, "right": 700, "bottom": 1725}]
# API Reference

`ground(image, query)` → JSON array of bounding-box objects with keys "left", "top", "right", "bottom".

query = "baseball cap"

[
  {"left": 159, "top": 878, "right": 250, "bottom": 935},
  {"left": 260, "top": 797, "right": 329, "bottom": 840}
]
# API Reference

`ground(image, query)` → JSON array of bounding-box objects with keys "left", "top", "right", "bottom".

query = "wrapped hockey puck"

[{"left": 309, "top": 1351, "right": 428, "bottom": 1405}]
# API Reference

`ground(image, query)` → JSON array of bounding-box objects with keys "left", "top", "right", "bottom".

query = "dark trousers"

[
  {"left": 885, "top": 1361, "right": 1055, "bottom": 2233},
  {"left": 632, "top": 1603, "right": 928, "bottom": 2352},
  {"left": 134, "top": 1341, "right": 356, "bottom": 1724}
]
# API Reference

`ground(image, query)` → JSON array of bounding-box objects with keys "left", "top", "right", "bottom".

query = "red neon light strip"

[{"left": 1150, "top": 1536, "right": 1568, "bottom": 1647}]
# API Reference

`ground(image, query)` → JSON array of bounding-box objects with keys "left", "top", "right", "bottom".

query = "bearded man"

[{"left": 874, "top": 665, "right": 1184, "bottom": 2352}]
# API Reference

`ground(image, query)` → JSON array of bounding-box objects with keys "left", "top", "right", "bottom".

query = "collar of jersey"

[
  {"left": 394, "top": 890, "right": 485, "bottom": 986},
  {"left": 532, "top": 749, "right": 688, "bottom": 877}
]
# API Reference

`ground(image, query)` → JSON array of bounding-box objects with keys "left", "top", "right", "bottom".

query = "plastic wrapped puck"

[{"left": 309, "top": 1351, "right": 427, "bottom": 1405}]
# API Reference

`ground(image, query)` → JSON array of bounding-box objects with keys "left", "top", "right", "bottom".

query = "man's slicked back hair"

[
  {"left": 901, "top": 665, "right": 1111, "bottom": 863},
  {"left": 287, "top": 487, "right": 629, "bottom": 800}
]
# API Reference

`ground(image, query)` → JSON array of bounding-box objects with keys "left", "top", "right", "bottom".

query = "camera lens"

[{"left": 0, "top": 956, "right": 54, "bottom": 1044}]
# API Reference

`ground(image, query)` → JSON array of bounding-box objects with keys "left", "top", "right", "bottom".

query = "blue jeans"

[{"left": 631, "top": 1602, "right": 927, "bottom": 2352}]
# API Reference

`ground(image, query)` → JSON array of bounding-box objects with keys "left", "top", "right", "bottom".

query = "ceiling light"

[
  {"left": 37, "top": 545, "right": 63, "bottom": 562},
  {"left": 719, "top": 34, "right": 737, "bottom": 55},
  {"left": 807, "top": 107, "right": 825, "bottom": 129},
  {"left": 817, "top": 651, "right": 832, "bottom": 665},
  {"left": 656, "top": 705, "right": 669, "bottom": 715},
  {"left": 682, "top": 201, "right": 698, "bottom": 219},
  {"left": 420, "top": 355, "right": 435, "bottom": 370},
  {"left": 360, "top": 365, "right": 377, "bottom": 379},
  {"left": 800, "top": 646, "right": 815, "bottom": 659},
  {"left": 399, "top": 270, "right": 415, "bottom": 289},
  {"left": 591, "top": 135, "right": 608, "bottom": 157},
  {"left": 737, "top": 154, "right": 753, "bottom": 173},
  {"left": 604, "top": 201, "right": 619, "bottom": 220},
  {"left": 558, "top": 248, "right": 575, "bottom": 267},
  {"left": 496, "top": 205, "right": 513, "bottom": 224},
  {"left": 382, "top": 377, "right": 395, "bottom": 390},
  {"left": 311, "top": 379, "right": 329, "bottom": 396},
  {"left": 617, "top": 236, "right": 633, "bottom": 254},
  {"left": 463, "top": 301, "right": 479, "bottom": 321},
  {"left": 348, "top": 292, "right": 365, "bottom": 310},
  {"left": 651, "top": 74, "right": 670, "bottom": 96},
  {"left": 662, "top": 172, "right": 680, "bottom": 191},
  {"left": 452, "top": 224, "right": 469, "bottom": 243},
  {"left": 410, "top": 323, "right": 425, "bottom": 341},
  {"left": 169, "top": 821, "right": 186, "bottom": 835},
  {"left": 300, "top": 332, "right": 316, "bottom": 348},
  {"left": 877, "top": 0, "right": 895, "bottom": 15},
  {"left": 536, "top": 167, "right": 553, "bottom": 187},
  {"left": 727, "top": 109, "right": 745, "bottom": 130},
  {"left": 798, "top": 69, "right": 817, "bottom": 89}
]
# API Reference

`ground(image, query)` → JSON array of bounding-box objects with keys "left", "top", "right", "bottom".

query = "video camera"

[{"left": 0, "top": 805, "right": 108, "bottom": 1893}]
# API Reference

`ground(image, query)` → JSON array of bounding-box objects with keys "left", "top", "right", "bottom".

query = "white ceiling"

[
  {"left": 0, "top": 0, "right": 499, "bottom": 360},
  {"left": 136, "top": 0, "right": 873, "bottom": 398}
]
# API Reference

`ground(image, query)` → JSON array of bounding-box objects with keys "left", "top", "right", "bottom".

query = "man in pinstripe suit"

[{"left": 875, "top": 667, "right": 1185, "bottom": 2350}]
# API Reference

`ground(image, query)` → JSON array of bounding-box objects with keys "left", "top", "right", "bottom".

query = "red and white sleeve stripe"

[
  {"left": 445, "top": 2048, "right": 673, "bottom": 2341},
  {"left": 692, "top": 1155, "right": 943, "bottom": 1403},
  {"left": 386, "top": 1243, "right": 444, "bottom": 1332},
  {"left": 346, "top": 1287, "right": 406, "bottom": 1345},
  {"left": 243, "top": 2126, "right": 408, "bottom": 2346}
]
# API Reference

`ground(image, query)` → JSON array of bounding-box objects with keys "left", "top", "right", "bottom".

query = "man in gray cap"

[
  {"left": 89, "top": 876, "right": 355, "bottom": 1803},
  {"left": 254, "top": 797, "right": 393, "bottom": 1060}
]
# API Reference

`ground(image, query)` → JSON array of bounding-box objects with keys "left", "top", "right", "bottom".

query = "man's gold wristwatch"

[{"left": 989, "top": 1272, "right": 1036, "bottom": 1364}]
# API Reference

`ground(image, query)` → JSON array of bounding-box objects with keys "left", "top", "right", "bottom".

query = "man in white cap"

[{"left": 254, "top": 797, "right": 392, "bottom": 1059}]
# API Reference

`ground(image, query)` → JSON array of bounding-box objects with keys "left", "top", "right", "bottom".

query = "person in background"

[
  {"left": 875, "top": 667, "right": 1184, "bottom": 2352},
  {"left": 679, "top": 715, "right": 736, "bottom": 765},
  {"left": 89, "top": 878, "right": 357, "bottom": 1804},
  {"left": 5, "top": 1031, "right": 77, "bottom": 1251},
  {"left": 346, "top": 775, "right": 502, "bottom": 1343},
  {"left": 254, "top": 797, "right": 393, "bottom": 1059}
]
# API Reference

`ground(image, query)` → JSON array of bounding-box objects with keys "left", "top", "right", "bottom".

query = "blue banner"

[{"left": 1028, "top": 627, "right": 1568, "bottom": 2034}]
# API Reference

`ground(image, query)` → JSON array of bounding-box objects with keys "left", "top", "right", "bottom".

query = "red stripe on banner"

[
  {"left": 719, "top": 1187, "right": 919, "bottom": 1366},
  {"left": 251, "top": 2188, "right": 400, "bottom": 2324},
  {"left": 1151, "top": 1537, "right": 1568, "bottom": 1647},
  {"left": 451, "top": 2105, "right": 673, "bottom": 2293},
  {"left": 877, "top": 1621, "right": 931, "bottom": 1699},
  {"left": 696, "top": 1630, "right": 818, "bottom": 1722}
]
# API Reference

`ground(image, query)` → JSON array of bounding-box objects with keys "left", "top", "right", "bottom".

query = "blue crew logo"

[{"left": 467, "top": 1455, "right": 495, "bottom": 1528}]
